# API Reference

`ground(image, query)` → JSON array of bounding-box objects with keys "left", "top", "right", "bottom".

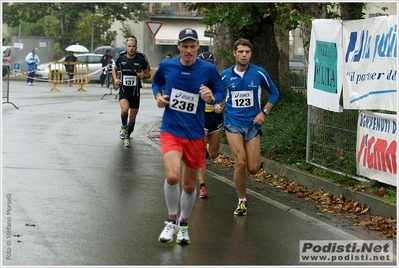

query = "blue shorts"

[{"left": 224, "top": 124, "right": 262, "bottom": 141}]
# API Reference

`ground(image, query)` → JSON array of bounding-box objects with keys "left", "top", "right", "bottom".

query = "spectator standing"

[
  {"left": 65, "top": 51, "right": 77, "bottom": 86},
  {"left": 112, "top": 39, "right": 151, "bottom": 147},
  {"left": 100, "top": 49, "right": 113, "bottom": 88},
  {"left": 25, "top": 48, "right": 40, "bottom": 85},
  {"left": 221, "top": 38, "right": 280, "bottom": 216},
  {"left": 152, "top": 28, "right": 225, "bottom": 244}
]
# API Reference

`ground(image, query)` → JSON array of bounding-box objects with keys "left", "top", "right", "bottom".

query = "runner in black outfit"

[
  {"left": 112, "top": 39, "right": 151, "bottom": 147},
  {"left": 119, "top": 36, "right": 150, "bottom": 68},
  {"left": 117, "top": 35, "right": 151, "bottom": 91}
]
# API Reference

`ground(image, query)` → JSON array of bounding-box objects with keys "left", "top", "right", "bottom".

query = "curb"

[
  {"left": 142, "top": 120, "right": 396, "bottom": 218},
  {"left": 218, "top": 144, "right": 396, "bottom": 218}
]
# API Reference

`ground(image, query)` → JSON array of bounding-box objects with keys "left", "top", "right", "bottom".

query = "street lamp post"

[{"left": 90, "top": 4, "right": 96, "bottom": 52}]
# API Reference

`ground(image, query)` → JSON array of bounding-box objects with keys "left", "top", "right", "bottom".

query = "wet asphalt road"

[{"left": 2, "top": 80, "right": 396, "bottom": 266}]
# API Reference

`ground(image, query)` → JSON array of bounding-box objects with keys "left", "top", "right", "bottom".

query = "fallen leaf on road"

[{"left": 211, "top": 153, "right": 397, "bottom": 238}]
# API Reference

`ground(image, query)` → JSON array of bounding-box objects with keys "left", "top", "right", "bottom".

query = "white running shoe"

[
  {"left": 176, "top": 224, "right": 190, "bottom": 244},
  {"left": 158, "top": 221, "right": 179, "bottom": 243}
]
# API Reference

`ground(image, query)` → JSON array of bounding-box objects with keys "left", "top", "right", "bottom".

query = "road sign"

[
  {"left": 13, "top": 62, "right": 21, "bottom": 72},
  {"left": 204, "top": 31, "right": 215, "bottom": 38},
  {"left": 146, "top": 21, "right": 163, "bottom": 37},
  {"left": 14, "top": 42, "right": 23, "bottom": 49}
]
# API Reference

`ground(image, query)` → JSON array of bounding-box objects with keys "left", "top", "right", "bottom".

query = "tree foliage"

[
  {"left": 189, "top": 3, "right": 280, "bottom": 89},
  {"left": 2, "top": 2, "right": 148, "bottom": 58},
  {"left": 2, "top": 2, "right": 372, "bottom": 68},
  {"left": 187, "top": 2, "right": 369, "bottom": 90},
  {"left": 188, "top": 3, "right": 335, "bottom": 89}
]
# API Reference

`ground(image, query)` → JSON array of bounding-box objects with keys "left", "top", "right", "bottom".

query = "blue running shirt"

[
  {"left": 221, "top": 63, "right": 280, "bottom": 128},
  {"left": 152, "top": 58, "right": 225, "bottom": 140}
]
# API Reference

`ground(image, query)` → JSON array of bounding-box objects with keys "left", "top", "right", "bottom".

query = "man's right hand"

[
  {"left": 156, "top": 93, "right": 169, "bottom": 108},
  {"left": 114, "top": 79, "right": 121, "bottom": 91}
]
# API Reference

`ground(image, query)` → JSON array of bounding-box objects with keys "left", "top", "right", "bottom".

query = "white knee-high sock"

[
  {"left": 179, "top": 188, "right": 197, "bottom": 220},
  {"left": 164, "top": 180, "right": 180, "bottom": 216}
]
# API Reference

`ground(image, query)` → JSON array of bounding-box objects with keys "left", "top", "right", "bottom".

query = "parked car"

[
  {"left": 35, "top": 53, "right": 114, "bottom": 82},
  {"left": 2, "top": 46, "right": 11, "bottom": 77}
]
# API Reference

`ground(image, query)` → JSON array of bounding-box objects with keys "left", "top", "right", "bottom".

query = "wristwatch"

[
  {"left": 262, "top": 108, "right": 269, "bottom": 116},
  {"left": 208, "top": 96, "right": 216, "bottom": 105}
]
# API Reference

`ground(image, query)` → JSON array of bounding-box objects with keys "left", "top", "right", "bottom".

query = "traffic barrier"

[
  {"left": 48, "top": 62, "right": 90, "bottom": 91},
  {"left": 100, "top": 70, "right": 115, "bottom": 100},
  {"left": 141, "top": 67, "right": 158, "bottom": 88},
  {"left": 2, "top": 66, "right": 18, "bottom": 109}
]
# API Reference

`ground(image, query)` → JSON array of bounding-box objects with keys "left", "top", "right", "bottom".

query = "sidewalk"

[{"left": 146, "top": 120, "right": 396, "bottom": 219}]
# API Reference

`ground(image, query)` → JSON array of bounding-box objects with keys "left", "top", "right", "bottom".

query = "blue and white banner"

[
  {"left": 357, "top": 110, "right": 397, "bottom": 186},
  {"left": 343, "top": 16, "right": 397, "bottom": 111},
  {"left": 307, "top": 19, "right": 344, "bottom": 112}
]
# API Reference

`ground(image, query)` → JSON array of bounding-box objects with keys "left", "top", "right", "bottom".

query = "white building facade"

[{"left": 109, "top": 3, "right": 211, "bottom": 68}]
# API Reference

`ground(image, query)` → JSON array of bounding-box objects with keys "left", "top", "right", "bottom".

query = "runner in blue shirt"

[
  {"left": 221, "top": 38, "right": 280, "bottom": 216},
  {"left": 152, "top": 28, "right": 224, "bottom": 244}
]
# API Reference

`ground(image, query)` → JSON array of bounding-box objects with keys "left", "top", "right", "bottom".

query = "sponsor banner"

[
  {"left": 307, "top": 19, "right": 344, "bottom": 112},
  {"left": 357, "top": 110, "right": 397, "bottom": 186},
  {"left": 300, "top": 240, "right": 394, "bottom": 263},
  {"left": 343, "top": 16, "right": 397, "bottom": 111}
]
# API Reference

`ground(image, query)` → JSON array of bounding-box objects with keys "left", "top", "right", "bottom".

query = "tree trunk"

[
  {"left": 293, "top": 3, "right": 328, "bottom": 126},
  {"left": 213, "top": 3, "right": 280, "bottom": 90},
  {"left": 59, "top": 4, "right": 68, "bottom": 58},
  {"left": 340, "top": 3, "right": 365, "bottom": 20},
  {"left": 275, "top": 23, "right": 291, "bottom": 90},
  {"left": 213, "top": 21, "right": 234, "bottom": 72},
  {"left": 293, "top": 3, "right": 327, "bottom": 71}
]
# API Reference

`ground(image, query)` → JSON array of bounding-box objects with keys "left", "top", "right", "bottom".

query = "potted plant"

[
  {"left": 154, "top": 3, "right": 162, "bottom": 14},
  {"left": 161, "top": 4, "right": 170, "bottom": 14}
]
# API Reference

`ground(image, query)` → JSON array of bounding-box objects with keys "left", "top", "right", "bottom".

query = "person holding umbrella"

[
  {"left": 65, "top": 51, "right": 77, "bottom": 86},
  {"left": 100, "top": 49, "right": 113, "bottom": 88}
]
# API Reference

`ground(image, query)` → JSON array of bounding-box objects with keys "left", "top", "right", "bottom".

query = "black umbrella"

[
  {"left": 93, "top": 46, "right": 115, "bottom": 55},
  {"left": 93, "top": 46, "right": 120, "bottom": 60}
]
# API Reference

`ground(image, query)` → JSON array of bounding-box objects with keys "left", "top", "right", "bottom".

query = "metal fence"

[
  {"left": 306, "top": 105, "right": 368, "bottom": 182},
  {"left": 2, "top": 66, "right": 18, "bottom": 109},
  {"left": 292, "top": 63, "right": 366, "bottom": 182},
  {"left": 291, "top": 71, "right": 306, "bottom": 89},
  {"left": 2, "top": 66, "right": 10, "bottom": 98}
]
